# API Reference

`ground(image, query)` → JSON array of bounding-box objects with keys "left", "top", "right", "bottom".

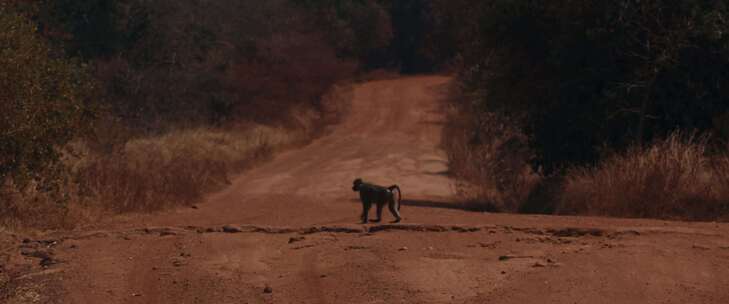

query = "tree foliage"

[
  {"left": 0, "top": 6, "right": 94, "bottom": 190},
  {"left": 458, "top": 0, "right": 729, "bottom": 172}
]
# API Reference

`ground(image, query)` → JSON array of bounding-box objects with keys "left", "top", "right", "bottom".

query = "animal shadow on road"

[
  {"left": 401, "top": 199, "right": 485, "bottom": 212},
  {"left": 349, "top": 198, "right": 481, "bottom": 212}
]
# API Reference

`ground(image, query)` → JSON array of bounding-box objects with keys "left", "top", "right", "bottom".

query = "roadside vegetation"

[
  {"left": 0, "top": 0, "right": 368, "bottom": 229},
  {"left": 438, "top": 0, "right": 729, "bottom": 221}
]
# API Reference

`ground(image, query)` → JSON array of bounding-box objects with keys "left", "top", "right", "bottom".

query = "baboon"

[{"left": 352, "top": 178, "right": 402, "bottom": 224}]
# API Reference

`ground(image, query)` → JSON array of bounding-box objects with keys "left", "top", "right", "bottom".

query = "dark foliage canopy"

[{"left": 459, "top": 0, "right": 729, "bottom": 172}]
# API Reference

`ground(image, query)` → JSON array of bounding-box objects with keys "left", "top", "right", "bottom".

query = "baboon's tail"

[{"left": 388, "top": 185, "right": 401, "bottom": 210}]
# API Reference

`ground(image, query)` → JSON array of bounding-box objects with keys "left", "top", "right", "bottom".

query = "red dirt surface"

[{"left": 4, "top": 76, "right": 729, "bottom": 303}]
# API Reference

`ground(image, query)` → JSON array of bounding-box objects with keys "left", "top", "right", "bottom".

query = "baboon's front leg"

[{"left": 361, "top": 201, "right": 371, "bottom": 224}]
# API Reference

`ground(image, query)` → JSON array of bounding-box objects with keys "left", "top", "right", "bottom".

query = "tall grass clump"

[
  {"left": 0, "top": 125, "right": 301, "bottom": 229},
  {"left": 559, "top": 133, "right": 729, "bottom": 220},
  {"left": 77, "top": 126, "right": 295, "bottom": 213},
  {"left": 710, "top": 155, "right": 729, "bottom": 219}
]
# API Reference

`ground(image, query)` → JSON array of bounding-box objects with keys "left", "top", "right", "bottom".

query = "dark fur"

[{"left": 352, "top": 178, "right": 402, "bottom": 224}]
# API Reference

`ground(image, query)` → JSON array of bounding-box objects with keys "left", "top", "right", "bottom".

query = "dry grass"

[
  {"left": 559, "top": 133, "right": 729, "bottom": 221},
  {"left": 0, "top": 126, "right": 299, "bottom": 229},
  {"left": 77, "top": 126, "right": 296, "bottom": 213},
  {"left": 443, "top": 101, "right": 541, "bottom": 212},
  {"left": 0, "top": 181, "right": 75, "bottom": 230}
]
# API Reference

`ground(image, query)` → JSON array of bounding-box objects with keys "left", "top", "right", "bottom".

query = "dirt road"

[{"left": 5, "top": 76, "right": 729, "bottom": 303}]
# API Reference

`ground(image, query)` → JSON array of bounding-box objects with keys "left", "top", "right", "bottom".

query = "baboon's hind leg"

[
  {"left": 371, "top": 202, "right": 384, "bottom": 222},
  {"left": 388, "top": 199, "right": 402, "bottom": 223}
]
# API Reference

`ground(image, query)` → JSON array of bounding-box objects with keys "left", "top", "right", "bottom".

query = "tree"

[{"left": 0, "top": 6, "right": 94, "bottom": 192}]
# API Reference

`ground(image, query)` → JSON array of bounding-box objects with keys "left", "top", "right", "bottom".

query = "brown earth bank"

[{"left": 3, "top": 76, "right": 729, "bottom": 303}]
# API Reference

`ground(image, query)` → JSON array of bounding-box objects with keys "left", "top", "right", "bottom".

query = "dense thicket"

[{"left": 456, "top": 0, "right": 729, "bottom": 172}]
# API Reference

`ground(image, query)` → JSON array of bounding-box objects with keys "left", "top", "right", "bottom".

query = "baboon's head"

[{"left": 352, "top": 178, "right": 363, "bottom": 192}]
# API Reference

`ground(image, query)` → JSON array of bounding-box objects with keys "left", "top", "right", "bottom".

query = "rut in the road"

[{"left": 30, "top": 223, "right": 647, "bottom": 244}]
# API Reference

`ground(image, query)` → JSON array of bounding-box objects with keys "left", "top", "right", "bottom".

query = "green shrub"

[{"left": 0, "top": 6, "right": 94, "bottom": 193}]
